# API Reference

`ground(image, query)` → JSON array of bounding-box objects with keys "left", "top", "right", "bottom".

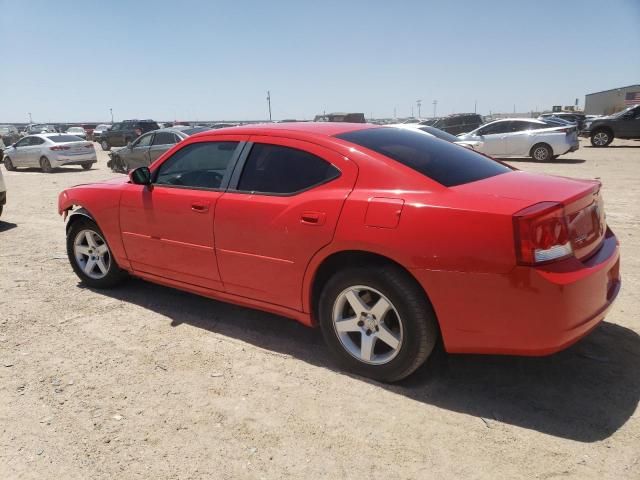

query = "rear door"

[
  {"left": 148, "top": 131, "right": 180, "bottom": 164},
  {"left": 214, "top": 137, "right": 358, "bottom": 310},
  {"left": 504, "top": 121, "right": 537, "bottom": 156}
]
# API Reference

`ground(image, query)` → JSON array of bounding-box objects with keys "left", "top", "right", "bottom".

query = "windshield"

[
  {"left": 336, "top": 127, "right": 511, "bottom": 187},
  {"left": 612, "top": 106, "right": 638, "bottom": 118}
]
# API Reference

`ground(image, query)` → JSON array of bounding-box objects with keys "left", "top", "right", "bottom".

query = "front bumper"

[{"left": 412, "top": 228, "right": 621, "bottom": 356}]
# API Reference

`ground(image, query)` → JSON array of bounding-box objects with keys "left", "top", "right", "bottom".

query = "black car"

[
  {"left": 99, "top": 119, "right": 160, "bottom": 151},
  {"left": 431, "top": 113, "right": 483, "bottom": 135},
  {"left": 581, "top": 105, "right": 640, "bottom": 147}
]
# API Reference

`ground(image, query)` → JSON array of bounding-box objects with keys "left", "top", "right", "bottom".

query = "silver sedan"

[{"left": 2, "top": 134, "right": 97, "bottom": 172}]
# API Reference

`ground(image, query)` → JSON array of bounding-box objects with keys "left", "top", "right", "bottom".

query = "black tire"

[
  {"left": 530, "top": 143, "right": 553, "bottom": 162},
  {"left": 81, "top": 162, "right": 92, "bottom": 170},
  {"left": 40, "top": 156, "right": 52, "bottom": 173},
  {"left": 4, "top": 156, "right": 15, "bottom": 171},
  {"left": 590, "top": 129, "right": 613, "bottom": 147},
  {"left": 101, "top": 140, "right": 111, "bottom": 151},
  {"left": 66, "top": 217, "right": 127, "bottom": 289},
  {"left": 318, "top": 265, "right": 438, "bottom": 382}
]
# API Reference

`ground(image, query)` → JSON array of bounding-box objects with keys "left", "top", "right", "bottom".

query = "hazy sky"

[{"left": 1, "top": 0, "right": 639, "bottom": 122}]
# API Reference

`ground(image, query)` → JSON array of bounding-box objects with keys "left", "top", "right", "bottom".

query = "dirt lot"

[{"left": 1, "top": 138, "right": 639, "bottom": 479}]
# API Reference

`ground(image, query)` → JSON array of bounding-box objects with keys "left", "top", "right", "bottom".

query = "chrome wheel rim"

[
  {"left": 332, "top": 285, "right": 403, "bottom": 365},
  {"left": 593, "top": 132, "right": 608, "bottom": 146},
  {"left": 73, "top": 229, "right": 111, "bottom": 279},
  {"left": 533, "top": 147, "right": 549, "bottom": 161}
]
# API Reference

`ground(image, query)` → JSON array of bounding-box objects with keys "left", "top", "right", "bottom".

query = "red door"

[
  {"left": 214, "top": 136, "right": 358, "bottom": 310},
  {"left": 119, "top": 138, "right": 247, "bottom": 290}
]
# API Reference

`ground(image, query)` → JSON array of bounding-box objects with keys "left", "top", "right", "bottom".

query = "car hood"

[{"left": 70, "top": 176, "right": 129, "bottom": 189}]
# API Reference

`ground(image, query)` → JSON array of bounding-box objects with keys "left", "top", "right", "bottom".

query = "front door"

[
  {"left": 617, "top": 105, "right": 640, "bottom": 137},
  {"left": 119, "top": 138, "right": 246, "bottom": 290},
  {"left": 122, "top": 132, "right": 153, "bottom": 171},
  {"left": 475, "top": 122, "right": 509, "bottom": 156},
  {"left": 214, "top": 137, "right": 358, "bottom": 310}
]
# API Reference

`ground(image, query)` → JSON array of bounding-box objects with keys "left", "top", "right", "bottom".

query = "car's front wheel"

[
  {"left": 66, "top": 217, "right": 127, "bottom": 288},
  {"left": 81, "top": 162, "right": 92, "bottom": 170},
  {"left": 591, "top": 129, "right": 613, "bottom": 147},
  {"left": 101, "top": 140, "right": 111, "bottom": 151},
  {"left": 319, "top": 265, "right": 438, "bottom": 382},
  {"left": 4, "top": 156, "right": 16, "bottom": 171}
]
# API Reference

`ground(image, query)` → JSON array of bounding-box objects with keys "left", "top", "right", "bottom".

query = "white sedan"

[
  {"left": 388, "top": 123, "right": 480, "bottom": 148},
  {"left": 2, "top": 134, "right": 97, "bottom": 172},
  {"left": 66, "top": 126, "right": 87, "bottom": 139},
  {"left": 457, "top": 118, "right": 579, "bottom": 161}
]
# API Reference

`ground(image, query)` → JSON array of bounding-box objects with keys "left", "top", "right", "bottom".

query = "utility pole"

[
  {"left": 266, "top": 91, "right": 272, "bottom": 121},
  {"left": 110, "top": 108, "right": 113, "bottom": 123},
  {"left": 28, "top": 112, "right": 33, "bottom": 123},
  {"left": 474, "top": 100, "right": 477, "bottom": 113},
  {"left": 411, "top": 106, "right": 414, "bottom": 117},
  {"left": 432, "top": 100, "right": 437, "bottom": 118},
  {"left": 416, "top": 99, "right": 422, "bottom": 118}
]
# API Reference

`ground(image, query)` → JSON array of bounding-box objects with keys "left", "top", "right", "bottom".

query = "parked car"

[
  {"left": 91, "top": 124, "right": 111, "bottom": 142},
  {"left": 431, "top": 113, "right": 484, "bottom": 135},
  {"left": 66, "top": 126, "right": 87, "bottom": 140},
  {"left": 107, "top": 127, "right": 210, "bottom": 173},
  {"left": 539, "top": 112, "right": 587, "bottom": 130},
  {"left": 99, "top": 119, "right": 160, "bottom": 151},
  {"left": 0, "top": 137, "right": 4, "bottom": 163},
  {"left": 457, "top": 118, "right": 579, "bottom": 161},
  {"left": 25, "top": 124, "right": 57, "bottom": 134},
  {"left": 539, "top": 116, "right": 575, "bottom": 128},
  {"left": 0, "top": 125, "right": 21, "bottom": 146},
  {"left": 581, "top": 104, "right": 640, "bottom": 147},
  {"left": 3, "top": 134, "right": 96, "bottom": 172},
  {"left": 0, "top": 162, "right": 5, "bottom": 217},
  {"left": 314, "top": 112, "right": 366, "bottom": 123},
  {"left": 389, "top": 123, "right": 478, "bottom": 148},
  {"left": 58, "top": 123, "right": 620, "bottom": 382}
]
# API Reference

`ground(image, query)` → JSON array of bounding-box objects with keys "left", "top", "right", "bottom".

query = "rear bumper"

[
  {"left": 412, "top": 228, "right": 621, "bottom": 356},
  {"left": 50, "top": 153, "right": 97, "bottom": 166}
]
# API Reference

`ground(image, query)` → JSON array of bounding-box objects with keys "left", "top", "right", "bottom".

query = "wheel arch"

[
  {"left": 65, "top": 206, "right": 96, "bottom": 235},
  {"left": 306, "top": 249, "right": 438, "bottom": 328},
  {"left": 529, "top": 142, "right": 552, "bottom": 158}
]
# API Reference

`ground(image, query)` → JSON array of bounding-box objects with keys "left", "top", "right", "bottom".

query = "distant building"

[{"left": 584, "top": 84, "right": 640, "bottom": 115}]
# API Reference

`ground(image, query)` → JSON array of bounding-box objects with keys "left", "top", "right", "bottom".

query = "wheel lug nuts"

[
  {"left": 366, "top": 329, "right": 372, "bottom": 336},
  {"left": 357, "top": 320, "right": 364, "bottom": 327}
]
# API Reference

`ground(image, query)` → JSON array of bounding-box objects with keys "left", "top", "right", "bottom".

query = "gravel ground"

[{"left": 1, "top": 138, "right": 639, "bottom": 479}]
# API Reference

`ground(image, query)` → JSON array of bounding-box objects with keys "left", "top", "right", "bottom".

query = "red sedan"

[{"left": 58, "top": 123, "right": 621, "bottom": 382}]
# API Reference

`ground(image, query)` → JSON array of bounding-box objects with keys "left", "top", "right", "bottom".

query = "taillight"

[
  {"left": 84, "top": 144, "right": 93, "bottom": 148},
  {"left": 49, "top": 145, "right": 71, "bottom": 151},
  {"left": 513, "top": 202, "right": 573, "bottom": 265}
]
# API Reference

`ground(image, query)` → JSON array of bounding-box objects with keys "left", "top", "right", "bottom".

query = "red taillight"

[
  {"left": 84, "top": 144, "right": 93, "bottom": 148},
  {"left": 49, "top": 145, "right": 71, "bottom": 151},
  {"left": 513, "top": 202, "right": 573, "bottom": 265}
]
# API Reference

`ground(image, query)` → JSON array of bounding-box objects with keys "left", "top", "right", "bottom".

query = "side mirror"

[{"left": 129, "top": 167, "right": 152, "bottom": 186}]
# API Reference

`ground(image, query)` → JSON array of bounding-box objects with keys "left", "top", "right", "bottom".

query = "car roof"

[
  {"left": 191, "top": 122, "right": 374, "bottom": 141},
  {"left": 487, "top": 118, "right": 545, "bottom": 124}
]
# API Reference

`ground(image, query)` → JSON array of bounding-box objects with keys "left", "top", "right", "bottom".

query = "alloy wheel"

[
  {"left": 73, "top": 229, "right": 111, "bottom": 280},
  {"left": 593, "top": 132, "right": 609, "bottom": 146},
  {"left": 332, "top": 285, "right": 404, "bottom": 365},
  {"left": 533, "top": 146, "right": 550, "bottom": 161}
]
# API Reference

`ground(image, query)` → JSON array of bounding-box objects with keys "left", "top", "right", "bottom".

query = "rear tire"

[
  {"left": 101, "top": 140, "right": 111, "bottom": 151},
  {"left": 4, "top": 156, "right": 15, "bottom": 171},
  {"left": 66, "top": 217, "right": 127, "bottom": 289},
  {"left": 530, "top": 143, "right": 553, "bottom": 162},
  {"left": 40, "top": 156, "right": 52, "bottom": 173},
  {"left": 318, "top": 265, "right": 438, "bottom": 382},
  {"left": 81, "top": 162, "right": 92, "bottom": 170},
  {"left": 590, "top": 129, "right": 613, "bottom": 147}
]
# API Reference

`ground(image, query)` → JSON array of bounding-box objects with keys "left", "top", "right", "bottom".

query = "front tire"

[
  {"left": 4, "top": 156, "right": 16, "bottom": 171},
  {"left": 530, "top": 143, "right": 553, "bottom": 162},
  {"left": 101, "top": 140, "right": 111, "bottom": 151},
  {"left": 81, "top": 162, "right": 92, "bottom": 170},
  {"left": 66, "top": 217, "right": 127, "bottom": 288},
  {"left": 318, "top": 265, "right": 438, "bottom": 382},
  {"left": 40, "top": 156, "right": 52, "bottom": 173},
  {"left": 590, "top": 129, "right": 613, "bottom": 147}
]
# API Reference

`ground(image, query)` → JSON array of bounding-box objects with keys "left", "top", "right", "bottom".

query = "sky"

[{"left": 0, "top": 0, "right": 639, "bottom": 123}]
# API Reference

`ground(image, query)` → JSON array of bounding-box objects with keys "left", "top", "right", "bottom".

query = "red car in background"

[{"left": 58, "top": 123, "right": 621, "bottom": 382}]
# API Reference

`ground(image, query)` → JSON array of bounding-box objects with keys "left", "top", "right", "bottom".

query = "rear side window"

[
  {"left": 152, "top": 132, "right": 178, "bottom": 146},
  {"left": 237, "top": 144, "right": 340, "bottom": 194},
  {"left": 155, "top": 141, "right": 238, "bottom": 189},
  {"left": 336, "top": 127, "right": 510, "bottom": 187}
]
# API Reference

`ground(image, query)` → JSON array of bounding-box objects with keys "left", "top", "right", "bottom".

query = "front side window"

[
  {"left": 237, "top": 143, "right": 340, "bottom": 195},
  {"left": 336, "top": 127, "right": 510, "bottom": 187},
  {"left": 152, "top": 132, "right": 178, "bottom": 146},
  {"left": 478, "top": 122, "right": 509, "bottom": 135},
  {"left": 155, "top": 141, "right": 238, "bottom": 189},
  {"left": 133, "top": 133, "right": 153, "bottom": 147},
  {"left": 15, "top": 137, "right": 31, "bottom": 147}
]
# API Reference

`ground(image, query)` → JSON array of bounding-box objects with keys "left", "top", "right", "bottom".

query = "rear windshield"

[
  {"left": 49, "top": 135, "right": 84, "bottom": 143},
  {"left": 336, "top": 127, "right": 511, "bottom": 187},
  {"left": 183, "top": 127, "right": 211, "bottom": 135}
]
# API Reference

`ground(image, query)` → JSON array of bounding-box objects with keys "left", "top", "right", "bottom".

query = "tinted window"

[
  {"left": 155, "top": 141, "right": 238, "bottom": 189},
  {"left": 15, "top": 137, "right": 31, "bottom": 147},
  {"left": 478, "top": 122, "right": 510, "bottom": 135},
  {"left": 237, "top": 144, "right": 340, "bottom": 194},
  {"left": 183, "top": 127, "right": 210, "bottom": 135},
  {"left": 508, "top": 121, "right": 539, "bottom": 132},
  {"left": 152, "top": 132, "right": 178, "bottom": 146},
  {"left": 336, "top": 127, "right": 510, "bottom": 187},
  {"left": 31, "top": 137, "right": 46, "bottom": 145},
  {"left": 417, "top": 126, "right": 460, "bottom": 143},
  {"left": 133, "top": 133, "right": 153, "bottom": 147},
  {"left": 49, "top": 135, "right": 84, "bottom": 143}
]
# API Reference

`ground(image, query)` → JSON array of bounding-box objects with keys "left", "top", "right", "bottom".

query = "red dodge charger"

[{"left": 58, "top": 123, "right": 621, "bottom": 382}]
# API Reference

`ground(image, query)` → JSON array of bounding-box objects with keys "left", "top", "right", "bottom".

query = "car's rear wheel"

[
  {"left": 591, "top": 129, "right": 613, "bottom": 147},
  {"left": 101, "top": 140, "right": 111, "bottom": 151},
  {"left": 530, "top": 143, "right": 553, "bottom": 162},
  {"left": 66, "top": 217, "right": 127, "bottom": 288},
  {"left": 81, "top": 162, "right": 92, "bottom": 170},
  {"left": 318, "top": 265, "right": 438, "bottom": 382},
  {"left": 4, "top": 156, "right": 15, "bottom": 171},
  {"left": 40, "top": 156, "right": 52, "bottom": 173}
]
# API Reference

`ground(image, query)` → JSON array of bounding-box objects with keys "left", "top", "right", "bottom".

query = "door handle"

[
  {"left": 191, "top": 202, "right": 210, "bottom": 213},
  {"left": 301, "top": 211, "right": 326, "bottom": 225}
]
